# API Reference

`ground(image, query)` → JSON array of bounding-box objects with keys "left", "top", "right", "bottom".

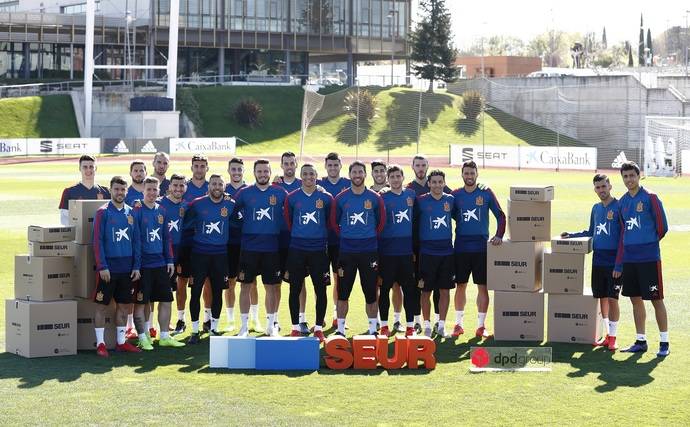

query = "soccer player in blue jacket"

[
  {"left": 414, "top": 170, "right": 456, "bottom": 338},
  {"left": 92, "top": 176, "right": 142, "bottom": 357},
  {"left": 616, "top": 161, "right": 670, "bottom": 357},
  {"left": 283, "top": 164, "right": 333, "bottom": 342},
  {"left": 151, "top": 152, "right": 171, "bottom": 196},
  {"left": 318, "top": 152, "right": 352, "bottom": 328},
  {"left": 451, "top": 161, "right": 505, "bottom": 339},
  {"left": 183, "top": 174, "right": 237, "bottom": 344},
  {"left": 58, "top": 154, "right": 109, "bottom": 226},
  {"left": 330, "top": 161, "right": 386, "bottom": 336},
  {"left": 124, "top": 160, "right": 146, "bottom": 207},
  {"left": 378, "top": 165, "right": 418, "bottom": 337},
  {"left": 234, "top": 159, "right": 288, "bottom": 337},
  {"left": 561, "top": 173, "right": 623, "bottom": 351},
  {"left": 132, "top": 177, "right": 184, "bottom": 349}
]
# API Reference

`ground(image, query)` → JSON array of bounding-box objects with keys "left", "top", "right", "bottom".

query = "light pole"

[
  {"left": 685, "top": 10, "right": 689, "bottom": 76},
  {"left": 387, "top": 10, "right": 398, "bottom": 86}
]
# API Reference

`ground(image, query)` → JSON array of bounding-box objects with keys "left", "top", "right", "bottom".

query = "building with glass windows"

[{"left": 0, "top": 0, "right": 410, "bottom": 84}]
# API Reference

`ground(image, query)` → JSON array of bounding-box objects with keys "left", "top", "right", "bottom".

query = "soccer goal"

[{"left": 644, "top": 116, "right": 690, "bottom": 177}]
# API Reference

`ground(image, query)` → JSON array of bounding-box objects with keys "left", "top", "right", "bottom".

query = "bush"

[
  {"left": 232, "top": 97, "right": 263, "bottom": 129},
  {"left": 344, "top": 89, "right": 378, "bottom": 123},
  {"left": 460, "top": 90, "right": 484, "bottom": 121},
  {"left": 176, "top": 88, "right": 204, "bottom": 135}
]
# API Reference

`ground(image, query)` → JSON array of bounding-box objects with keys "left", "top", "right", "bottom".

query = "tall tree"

[
  {"left": 627, "top": 42, "right": 634, "bottom": 67},
  {"left": 602, "top": 27, "right": 607, "bottom": 49},
  {"left": 638, "top": 14, "right": 645, "bottom": 66},
  {"left": 646, "top": 28, "right": 653, "bottom": 66},
  {"left": 409, "top": 0, "right": 458, "bottom": 92}
]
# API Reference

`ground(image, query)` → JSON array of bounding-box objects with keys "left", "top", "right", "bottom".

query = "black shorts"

[
  {"left": 239, "top": 250, "right": 282, "bottom": 285},
  {"left": 379, "top": 254, "right": 415, "bottom": 289},
  {"left": 337, "top": 251, "right": 378, "bottom": 304},
  {"left": 454, "top": 251, "right": 487, "bottom": 285},
  {"left": 137, "top": 266, "right": 174, "bottom": 304},
  {"left": 286, "top": 248, "right": 331, "bottom": 288},
  {"left": 227, "top": 244, "right": 241, "bottom": 279},
  {"left": 93, "top": 272, "right": 134, "bottom": 305},
  {"left": 176, "top": 244, "right": 193, "bottom": 279},
  {"left": 622, "top": 261, "right": 664, "bottom": 300},
  {"left": 279, "top": 247, "right": 289, "bottom": 282},
  {"left": 591, "top": 266, "right": 622, "bottom": 299},
  {"left": 418, "top": 253, "right": 455, "bottom": 292},
  {"left": 191, "top": 252, "right": 229, "bottom": 291}
]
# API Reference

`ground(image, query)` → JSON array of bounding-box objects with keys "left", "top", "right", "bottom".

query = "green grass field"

[
  {"left": 1, "top": 159, "right": 689, "bottom": 425},
  {"left": 0, "top": 95, "right": 79, "bottom": 138}
]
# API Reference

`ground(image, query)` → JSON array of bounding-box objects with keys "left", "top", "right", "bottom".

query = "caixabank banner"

[{"left": 450, "top": 145, "right": 597, "bottom": 170}]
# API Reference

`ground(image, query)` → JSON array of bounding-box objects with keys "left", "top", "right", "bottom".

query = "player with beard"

[
  {"left": 330, "top": 161, "right": 386, "bottom": 336},
  {"left": 59, "top": 155, "right": 110, "bottom": 226},
  {"left": 317, "top": 152, "right": 351, "bottom": 329},
  {"left": 224, "top": 158, "right": 262, "bottom": 332},
  {"left": 151, "top": 152, "right": 171, "bottom": 196},
  {"left": 234, "top": 160, "right": 288, "bottom": 337},
  {"left": 184, "top": 175, "right": 237, "bottom": 343}
]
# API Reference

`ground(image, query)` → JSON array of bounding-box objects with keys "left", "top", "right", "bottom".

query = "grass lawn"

[
  {"left": 0, "top": 96, "right": 79, "bottom": 138},
  {"left": 1, "top": 158, "right": 689, "bottom": 425}
]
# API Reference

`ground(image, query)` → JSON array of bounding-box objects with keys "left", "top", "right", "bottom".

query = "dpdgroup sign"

[
  {"left": 0, "top": 140, "right": 28, "bottom": 156},
  {"left": 170, "top": 138, "right": 237, "bottom": 154},
  {"left": 450, "top": 145, "right": 597, "bottom": 171},
  {"left": 26, "top": 138, "right": 100, "bottom": 155}
]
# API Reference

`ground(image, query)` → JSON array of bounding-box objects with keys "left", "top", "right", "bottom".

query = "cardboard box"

[
  {"left": 487, "top": 240, "right": 543, "bottom": 292},
  {"left": 551, "top": 237, "right": 593, "bottom": 254},
  {"left": 73, "top": 244, "right": 98, "bottom": 299},
  {"left": 493, "top": 291, "right": 545, "bottom": 342},
  {"left": 14, "top": 255, "right": 73, "bottom": 301},
  {"left": 542, "top": 251, "right": 585, "bottom": 295},
  {"left": 69, "top": 200, "right": 108, "bottom": 244},
  {"left": 28, "top": 241, "right": 77, "bottom": 257},
  {"left": 507, "top": 199, "right": 551, "bottom": 242},
  {"left": 27, "top": 225, "right": 75, "bottom": 243},
  {"left": 547, "top": 294, "right": 601, "bottom": 344},
  {"left": 5, "top": 299, "right": 77, "bottom": 358},
  {"left": 76, "top": 298, "right": 117, "bottom": 350},
  {"left": 510, "top": 185, "right": 555, "bottom": 202}
]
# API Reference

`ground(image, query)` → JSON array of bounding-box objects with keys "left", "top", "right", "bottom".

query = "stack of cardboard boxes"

[
  {"left": 7, "top": 225, "right": 77, "bottom": 357},
  {"left": 488, "top": 186, "right": 552, "bottom": 342},
  {"left": 5, "top": 200, "right": 115, "bottom": 358}
]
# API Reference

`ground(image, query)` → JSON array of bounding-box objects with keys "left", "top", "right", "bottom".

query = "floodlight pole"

[
  {"left": 84, "top": 0, "right": 95, "bottom": 137},
  {"left": 167, "top": 0, "right": 180, "bottom": 109}
]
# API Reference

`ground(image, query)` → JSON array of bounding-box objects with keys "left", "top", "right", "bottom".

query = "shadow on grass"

[
  {"left": 336, "top": 117, "right": 372, "bottom": 146},
  {"left": 455, "top": 118, "right": 480, "bottom": 137},
  {"left": 486, "top": 107, "right": 583, "bottom": 147}
]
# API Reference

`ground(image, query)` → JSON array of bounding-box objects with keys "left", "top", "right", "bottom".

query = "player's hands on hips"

[
  {"left": 167, "top": 263, "right": 175, "bottom": 277},
  {"left": 99, "top": 269, "right": 111, "bottom": 282},
  {"left": 490, "top": 236, "right": 502, "bottom": 246},
  {"left": 131, "top": 269, "right": 141, "bottom": 281}
]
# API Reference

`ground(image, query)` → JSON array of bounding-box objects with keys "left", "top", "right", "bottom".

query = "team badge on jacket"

[
  {"left": 364, "top": 200, "right": 372, "bottom": 209},
  {"left": 127, "top": 215, "right": 134, "bottom": 225},
  {"left": 607, "top": 210, "right": 614, "bottom": 220},
  {"left": 220, "top": 207, "right": 228, "bottom": 217},
  {"left": 157, "top": 214, "right": 164, "bottom": 224},
  {"left": 407, "top": 197, "right": 414, "bottom": 207},
  {"left": 316, "top": 199, "right": 324, "bottom": 209},
  {"left": 443, "top": 202, "right": 451, "bottom": 212},
  {"left": 636, "top": 201, "right": 644, "bottom": 212},
  {"left": 475, "top": 196, "right": 484, "bottom": 206},
  {"left": 269, "top": 195, "right": 277, "bottom": 206},
  {"left": 179, "top": 207, "right": 185, "bottom": 217}
]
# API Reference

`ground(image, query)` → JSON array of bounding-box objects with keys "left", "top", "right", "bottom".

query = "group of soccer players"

[{"left": 59, "top": 152, "right": 669, "bottom": 358}]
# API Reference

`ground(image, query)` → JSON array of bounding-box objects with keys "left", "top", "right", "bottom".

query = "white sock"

[
  {"left": 381, "top": 320, "right": 388, "bottom": 327},
  {"left": 127, "top": 314, "right": 134, "bottom": 329},
  {"left": 337, "top": 318, "right": 345, "bottom": 334},
  {"left": 602, "top": 317, "right": 609, "bottom": 335},
  {"left": 177, "top": 310, "right": 185, "bottom": 322},
  {"left": 267, "top": 313, "right": 275, "bottom": 331},
  {"left": 274, "top": 312, "right": 279, "bottom": 323},
  {"left": 314, "top": 324, "right": 323, "bottom": 332},
  {"left": 609, "top": 321, "right": 618, "bottom": 337},
  {"left": 160, "top": 331, "right": 170, "bottom": 339},
  {"left": 368, "top": 318, "right": 377, "bottom": 333},
  {"left": 455, "top": 310, "right": 464, "bottom": 326},
  {"left": 478, "top": 312, "right": 487, "bottom": 328},
  {"left": 438, "top": 320, "right": 445, "bottom": 332},
  {"left": 211, "top": 317, "right": 219, "bottom": 331},
  {"left": 95, "top": 328, "right": 105, "bottom": 345},
  {"left": 240, "top": 313, "right": 249, "bottom": 330},
  {"left": 423, "top": 320, "right": 430, "bottom": 329},
  {"left": 292, "top": 324, "right": 300, "bottom": 331},
  {"left": 434, "top": 313, "right": 440, "bottom": 323},
  {"left": 406, "top": 321, "right": 414, "bottom": 328},
  {"left": 414, "top": 315, "right": 421, "bottom": 325},
  {"left": 204, "top": 308, "right": 211, "bottom": 322},
  {"left": 377, "top": 311, "right": 381, "bottom": 323},
  {"left": 226, "top": 307, "right": 234, "bottom": 322},
  {"left": 250, "top": 304, "right": 259, "bottom": 320},
  {"left": 333, "top": 305, "right": 338, "bottom": 318},
  {"left": 636, "top": 333, "right": 646, "bottom": 341},
  {"left": 116, "top": 326, "right": 126, "bottom": 345},
  {"left": 192, "top": 321, "right": 199, "bottom": 333},
  {"left": 145, "top": 320, "right": 151, "bottom": 332},
  {"left": 660, "top": 331, "right": 669, "bottom": 343},
  {"left": 393, "top": 312, "right": 401, "bottom": 323},
  {"left": 299, "top": 312, "right": 306, "bottom": 323}
]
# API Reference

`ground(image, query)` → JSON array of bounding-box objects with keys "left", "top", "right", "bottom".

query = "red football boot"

[
  {"left": 125, "top": 327, "right": 138, "bottom": 340},
  {"left": 379, "top": 326, "right": 390, "bottom": 337},
  {"left": 475, "top": 326, "right": 493, "bottom": 339},
  {"left": 313, "top": 330, "right": 326, "bottom": 343},
  {"left": 607, "top": 336, "right": 617, "bottom": 352},
  {"left": 452, "top": 324, "right": 465, "bottom": 337},
  {"left": 116, "top": 341, "right": 143, "bottom": 353},
  {"left": 96, "top": 343, "right": 109, "bottom": 357},
  {"left": 593, "top": 335, "right": 610, "bottom": 347}
]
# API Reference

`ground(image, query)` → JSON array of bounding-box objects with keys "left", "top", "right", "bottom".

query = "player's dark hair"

[
  {"left": 325, "top": 152, "right": 341, "bottom": 162},
  {"left": 371, "top": 160, "right": 386, "bottom": 170},
  {"left": 110, "top": 176, "right": 127, "bottom": 188},
  {"left": 228, "top": 157, "right": 244, "bottom": 166},
  {"left": 593, "top": 174, "right": 609, "bottom": 184},
  {"left": 301, "top": 163, "right": 316, "bottom": 171},
  {"left": 79, "top": 155, "right": 96, "bottom": 166},
  {"left": 170, "top": 173, "right": 186, "bottom": 183},
  {"left": 281, "top": 152, "right": 296, "bottom": 163},
  {"left": 191, "top": 154, "right": 208, "bottom": 165},
  {"left": 144, "top": 177, "right": 160, "bottom": 186},
  {"left": 349, "top": 161, "right": 366, "bottom": 173},
  {"left": 428, "top": 169, "right": 445, "bottom": 180},
  {"left": 412, "top": 154, "right": 427, "bottom": 164},
  {"left": 387, "top": 165, "right": 404, "bottom": 176},
  {"left": 209, "top": 174, "right": 224, "bottom": 181},
  {"left": 462, "top": 161, "right": 478, "bottom": 172},
  {"left": 254, "top": 159, "right": 271, "bottom": 170},
  {"left": 129, "top": 160, "right": 146, "bottom": 172},
  {"left": 620, "top": 161, "right": 640, "bottom": 176}
]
